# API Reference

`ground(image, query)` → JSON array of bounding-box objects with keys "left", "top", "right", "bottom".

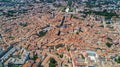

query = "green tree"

[
  {"left": 115, "top": 57, "right": 120, "bottom": 63},
  {"left": 67, "top": 46, "right": 70, "bottom": 51},
  {"left": 49, "top": 58, "right": 57, "bottom": 67},
  {"left": 68, "top": 0, "right": 72, "bottom": 7},
  {"left": 107, "top": 37, "right": 112, "bottom": 42},
  {"left": 106, "top": 42, "right": 112, "bottom": 48},
  {"left": 59, "top": 54, "right": 63, "bottom": 58},
  {"left": 31, "top": 54, "right": 38, "bottom": 60},
  {"left": 36, "top": 31, "right": 47, "bottom": 37},
  {"left": 82, "top": 55, "right": 85, "bottom": 59}
]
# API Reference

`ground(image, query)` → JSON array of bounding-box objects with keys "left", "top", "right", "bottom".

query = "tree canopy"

[{"left": 49, "top": 57, "right": 57, "bottom": 67}]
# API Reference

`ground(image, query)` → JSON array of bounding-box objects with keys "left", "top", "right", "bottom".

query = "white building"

[{"left": 86, "top": 51, "right": 98, "bottom": 63}]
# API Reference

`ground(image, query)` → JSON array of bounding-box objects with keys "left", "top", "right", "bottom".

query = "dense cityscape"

[{"left": 0, "top": 0, "right": 120, "bottom": 67}]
